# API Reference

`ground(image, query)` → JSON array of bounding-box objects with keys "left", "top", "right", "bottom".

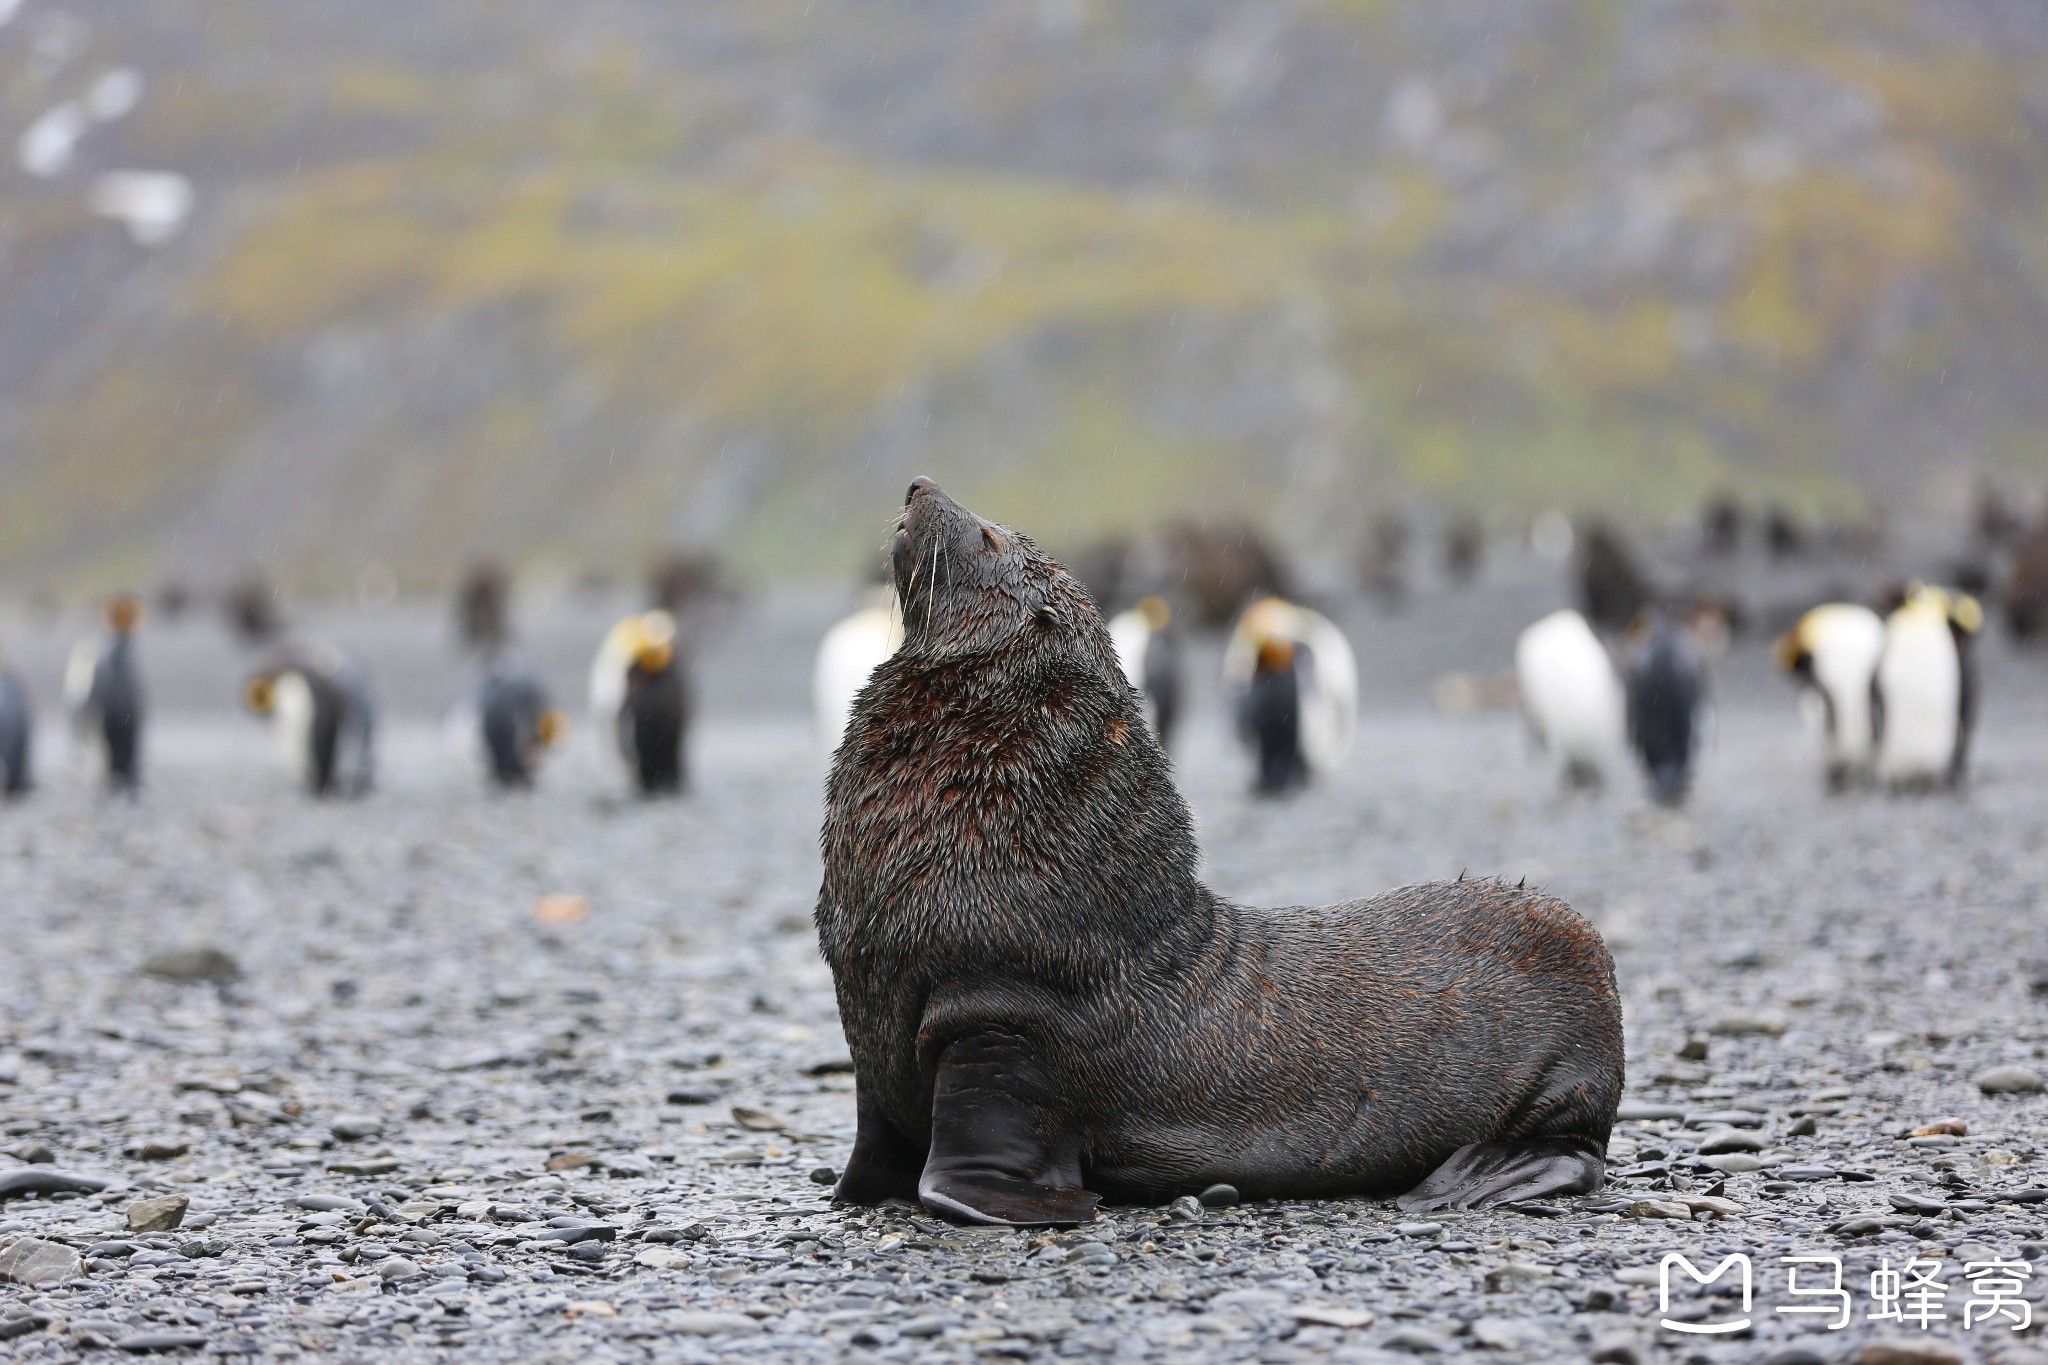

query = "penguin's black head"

[{"left": 888, "top": 477, "right": 1105, "bottom": 664}]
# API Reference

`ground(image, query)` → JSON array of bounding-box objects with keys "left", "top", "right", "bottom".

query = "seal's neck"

[{"left": 819, "top": 647, "right": 1208, "bottom": 971}]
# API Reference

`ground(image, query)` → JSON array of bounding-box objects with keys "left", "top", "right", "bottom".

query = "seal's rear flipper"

[
  {"left": 921, "top": 1171, "right": 1101, "bottom": 1226},
  {"left": 918, "top": 1032, "right": 1099, "bottom": 1227},
  {"left": 834, "top": 1089, "right": 924, "bottom": 1205},
  {"left": 1396, "top": 1135, "right": 1604, "bottom": 1213}
]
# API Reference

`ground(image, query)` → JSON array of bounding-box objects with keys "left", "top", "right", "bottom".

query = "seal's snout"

[{"left": 906, "top": 476, "right": 940, "bottom": 506}]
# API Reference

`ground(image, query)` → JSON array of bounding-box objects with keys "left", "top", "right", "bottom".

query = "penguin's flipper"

[{"left": 1396, "top": 1135, "right": 1605, "bottom": 1213}]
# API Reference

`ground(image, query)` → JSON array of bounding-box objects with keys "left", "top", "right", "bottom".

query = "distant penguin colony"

[
  {"left": 0, "top": 647, "right": 32, "bottom": 797},
  {"left": 589, "top": 610, "right": 689, "bottom": 795},
  {"left": 1775, "top": 586, "right": 1980, "bottom": 793},
  {"left": 1106, "top": 595, "right": 1183, "bottom": 750},
  {"left": 812, "top": 589, "right": 904, "bottom": 755},
  {"left": 1223, "top": 596, "right": 1358, "bottom": 795},
  {"left": 1515, "top": 609, "right": 1627, "bottom": 790},
  {"left": 64, "top": 595, "right": 146, "bottom": 793},
  {"left": 470, "top": 655, "right": 566, "bottom": 789},
  {"left": 242, "top": 647, "right": 378, "bottom": 798}
]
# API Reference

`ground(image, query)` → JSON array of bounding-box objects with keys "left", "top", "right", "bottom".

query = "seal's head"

[{"left": 888, "top": 477, "right": 1108, "bottom": 668}]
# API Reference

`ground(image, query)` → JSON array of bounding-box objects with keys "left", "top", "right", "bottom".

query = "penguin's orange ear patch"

[
  {"left": 244, "top": 676, "right": 275, "bottom": 714},
  {"left": 536, "top": 708, "right": 567, "bottom": 746}
]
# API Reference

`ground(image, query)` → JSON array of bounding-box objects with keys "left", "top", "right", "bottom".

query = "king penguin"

[
  {"left": 1620, "top": 612, "right": 1707, "bottom": 806},
  {"left": 243, "top": 647, "right": 378, "bottom": 797},
  {"left": 0, "top": 646, "right": 32, "bottom": 797},
  {"left": 812, "top": 589, "right": 904, "bottom": 756},
  {"left": 1873, "top": 584, "right": 1982, "bottom": 791},
  {"left": 1515, "top": 609, "right": 1627, "bottom": 789},
  {"left": 1772, "top": 603, "right": 1887, "bottom": 791},
  {"left": 589, "top": 610, "right": 689, "bottom": 795},
  {"left": 64, "top": 595, "right": 146, "bottom": 793},
  {"left": 470, "top": 655, "right": 566, "bottom": 789},
  {"left": 1107, "top": 595, "right": 1184, "bottom": 750},
  {"left": 1223, "top": 596, "right": 1358, "bottom": 794}
]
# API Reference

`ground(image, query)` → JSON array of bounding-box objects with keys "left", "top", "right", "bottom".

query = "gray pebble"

[
  {"left": 113, "top": 1331, "right": 209, "bottom": 1353},
  {"left": 0, "top": 1168, "right": 111, "bottom": 1201},
  {"left": 0, "top": 1236, "right": 86, "bottom": 1286},
  {"left": 126, "top": 1194, "right": 189, "bottom": 1232},
  {"left": 1197, "top": 1183, "right": 1240, "bottom": 1208},
  {"left": 1975, "top": 1065, "right": 2046, "bottom": 1095},
  {"left": 1694, "top": 1127, "right": 1767, "bottom": 1154}
]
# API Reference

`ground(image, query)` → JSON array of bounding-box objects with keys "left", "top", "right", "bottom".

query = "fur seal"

[
  {"left": 818, "top": 478, "right": 1623, "bottom": 1226},
  {"left": 65, "top": 595, "right": 146, "bottom": 792}
]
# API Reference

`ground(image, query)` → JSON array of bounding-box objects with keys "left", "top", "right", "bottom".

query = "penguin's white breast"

[
  {"left": 273, "top": 673, "right": 316, "bottom": 780},
  {"left": 1515, "top": 611, "right": 1625, "bottom": 767},
  {"left": 1876, "top": 618, "right": 1959, "bottom": 778}
]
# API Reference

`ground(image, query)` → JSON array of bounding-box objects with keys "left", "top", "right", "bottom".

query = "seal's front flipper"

[
  {"left": 835, "top": 1088, "right": 924, "bottom": 1205},
  {"left": 918, "top": 1032, "right": 1099, "bottom": 1227},
  {"left": 1396, "top": 1135, "right": 1605, "bottom": 1213}
]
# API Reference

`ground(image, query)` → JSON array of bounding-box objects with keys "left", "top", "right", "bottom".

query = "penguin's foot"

[
  {"left": 919, "top": 1170, "right": 1100, "bottom": 1227},
  {"left": 1396, "top": 1135, "right": 1605, "bottom": 1213}
]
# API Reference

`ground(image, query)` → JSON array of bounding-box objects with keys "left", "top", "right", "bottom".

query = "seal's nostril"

[{"left": 906, "top": 476, "right": 936, "bottom": 504}]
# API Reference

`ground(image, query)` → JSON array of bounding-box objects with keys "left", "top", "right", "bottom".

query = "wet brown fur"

[{"left": 817, "top": 480, "right": 1624, "bottom": 1206}]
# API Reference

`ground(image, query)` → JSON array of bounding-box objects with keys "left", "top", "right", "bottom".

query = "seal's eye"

[{"left": 1034, "top": 604, "right": 1058, "bottom": 629}]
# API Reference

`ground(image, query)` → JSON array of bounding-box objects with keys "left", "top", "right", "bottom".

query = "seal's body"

[{"left": 819, "top": 479, "right": 1623, "bottom": 1226}]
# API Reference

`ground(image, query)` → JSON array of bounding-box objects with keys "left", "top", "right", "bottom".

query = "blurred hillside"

[{"left": 3, "top": 0, "right": 2047, "bottom": 591}]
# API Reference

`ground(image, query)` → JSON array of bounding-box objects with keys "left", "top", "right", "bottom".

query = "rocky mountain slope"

[{"left": 2, "top": 0, "right": 2046, "bottom": 589}]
